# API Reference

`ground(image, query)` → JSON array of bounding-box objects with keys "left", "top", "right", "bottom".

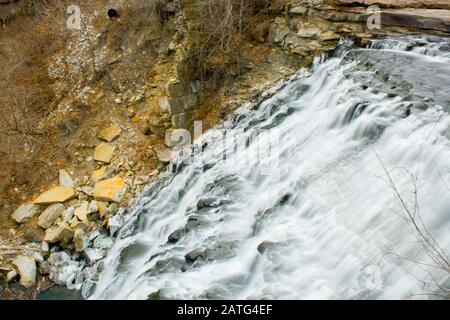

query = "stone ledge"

[{"left": 336, "top": 0, "right": 450, "bottom": 10}]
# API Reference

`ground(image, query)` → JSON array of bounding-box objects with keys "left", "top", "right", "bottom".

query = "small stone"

[
  {"left": 59, "top": 170, "right": 74, "bottom": 188},
  {"left": 97, "top": 124, "right": 121, "bottom": 142},
  {"left": 80, "top": 186, "right": 94, "bottom": 197},
  {"left": 74, "top": 228, "right": 88, "bottom": 252},
  {"left": 87, "top": 200, "right": 99, "bottom": 214},
  {"left": 38, "top": 203, "right": 65, "bottom": 229},
  {"left": 74, "top": 202, "right": 90, "bottom": 225},
  {"left": 94, "top": 143, "right": 116, "bottom": 163},
  {"left": 127, "top": 108, "right": 136, "bottom": 118},
  {"left": 41, "top": 241, "right": 50, "bottom": 252},
  {"left": 94, "top": 177, "right": 128, "bottom": 203},
  {"left": 158, "top": 98, "right": 171, "bottom": 113},
  {"left": 91, "top": 166, "right": 114, "bottom": 183},
  {"left": 13, "top": 256, "right": 36, "bottom": 288},
  {"left": 168, "top": 228, "right": 186, "bottom": 243},
  {"left": 44, "top": 222, "right": 74, "bottom": 244},
  {"left": 97, "top": 201, "right": 109, "bottom": 218},
  {"left": 38, "top": 261, "right": 51, "bottom": 275},
  {"left": 69, "top": 216, "right": 81, "bottom": 229},
  {"left": 185, "top": 249, "right": 204, "bottom": 263},
  {"left": 34, "top": 187, "right": 77, "bottom": 205},
  {"left": 11, "top": 204, "right": 42, "bottom": 223},
  {"left": 166, "top": 79, "right": 187, "bottom": 98},
  {"left": 154, "top": 147, "right": 173, "bottom": 164},
  {"left": 6, "top": 270, "right": 18, "bottom": 283},
  {"left": 33, "top": 252, "right": 44, "bottom": 264},
  {"left": 62, "top": 207, "right": 75, "bottom": 223}
]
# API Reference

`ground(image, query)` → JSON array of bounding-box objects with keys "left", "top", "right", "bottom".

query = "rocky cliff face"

[{"left": 0, "top": 0, "right": 449, "bottom": 298}]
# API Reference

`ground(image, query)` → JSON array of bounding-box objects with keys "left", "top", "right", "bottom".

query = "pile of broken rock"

[{"left": 3, "top": 124, "right": 160, "bottom": 289}]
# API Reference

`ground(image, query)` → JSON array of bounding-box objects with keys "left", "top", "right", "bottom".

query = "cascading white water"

[{"left": 89, "top": 36, "right": 450, "bottom": 300}]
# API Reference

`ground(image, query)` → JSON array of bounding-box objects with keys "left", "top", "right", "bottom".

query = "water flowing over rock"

[{"left": 86, "top": 37, "right": 450, "bottom": 300}]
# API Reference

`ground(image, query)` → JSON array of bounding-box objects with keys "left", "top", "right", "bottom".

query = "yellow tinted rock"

[
  {"left": 34, "top": 187, "right": 76, "bottom": 205},
  {"left": 74, "top": 201, "right": 90, "bottom": 225},
  {"left": 69, "top": 216, "right": 81, "bottom": 229},
  {"left": 91, "top": 166, "right": 114, "bottom": 183},
  {"left": 97, "top": 201, "right": 109, "bottom": 218},
  {"left": 97, "top": 124, "right": 121, "bottom": 142},
  {"left": 94, "top": 177, "right": 128, "bottom": 203},
  {"left": 94, "top": 143, "right": 116, "bottom": 163}
]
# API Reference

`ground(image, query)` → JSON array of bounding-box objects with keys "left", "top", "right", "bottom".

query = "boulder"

[
  {"left": 6, "top": 270, "right": 17, "bottom": 283},
  {"left": 62, "top": 207, "right": 75, "bottom": 223},
  {"left": 34, "top": 187, "right": 77, "bottom": 205},
  {"left": 23, "top": 225, "right": 45, "bottom": 242},
  {"left": 38, "top": 261, "right": 51, "bottom": 275},
  {"left": 74, "top": 202, "right": 90, "bottom": 225},
  {"left": 167, "top": 97, "right": 185, "bottom": 114},
  {"left": 59, "top": 170, "right": 74, "bottom": 188},
  {"left": 185, "top": 249, "right": 205, "bottom": 263},
  {"left": 172, "top": 113, "right": 187, "bottom": 129},
  {"left": 38, "top": 203, "right": 65, "bottom": 229},
  {"left": 91, "top": 166, "right": 114, "bottom": 183},
  {"left": 97, "top": 124, "right": 122, "bottom": 142},
  {"left": 154, "top": 146, "right": 173, "bottom": 164},
  {"left": 74, "top": 228, "right": 88, "bottom": 252},
  {"left": 94, "top": 177, "right": 128, "bottom": 203},
  {"left": 97, "top": 201, "right": 109, "bottom": 218},
  {"left": 47, "top": 252, "right": 79, "bottom": 287},
  {"left": 269, "top": 18, "right": 291, "bottom": 45},
  {"left": 11, "top": 204, "right": 42, "bottom": 223},
  {"left": 94, "top": 143, "right": 116, "bottom": 163},
  {"left": 13, "top": 256, "right": 36, "bottom": 288},
  {"left": 44, "top": 222, "right": 74, "bottom": 244},
  {"left": 83, "top": 248, "right": 106, "bottom": 264},
  {"left": 87, "top": 200, "right": 100, "bottom": 221},
  {"left": 168, "top": 228, "right": 187, "bottom": 243}
]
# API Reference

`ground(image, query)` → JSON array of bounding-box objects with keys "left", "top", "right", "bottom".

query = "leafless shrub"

[
  {"left": 186, "top": 0, "right": 270, "bottom": 81},
  {"left": 375, "top": 151, "right": 450, "bottom": 299}
]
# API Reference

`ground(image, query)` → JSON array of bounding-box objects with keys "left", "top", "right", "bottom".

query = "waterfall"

[{"left": 88, "top": 36, "right": 450, "bottom": 300}]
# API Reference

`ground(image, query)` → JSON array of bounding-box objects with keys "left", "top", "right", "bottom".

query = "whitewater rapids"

[{"left": 89, "top": 36, "right": 450, "bottom": 300}]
